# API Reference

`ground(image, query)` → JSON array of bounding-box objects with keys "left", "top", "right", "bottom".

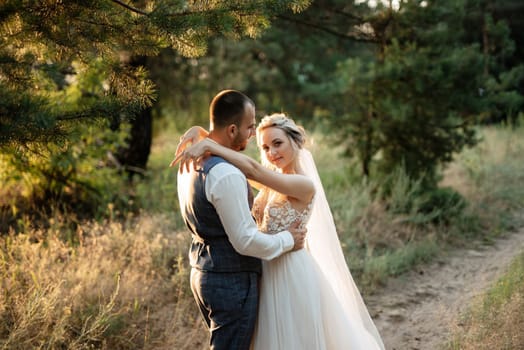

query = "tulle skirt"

[{"left": 251, "top": 248, "right": 383, "bottom": 350}]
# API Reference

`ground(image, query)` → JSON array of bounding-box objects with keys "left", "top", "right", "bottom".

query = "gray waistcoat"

[{"left": 181, "top": 156, "right": 262, "bottom": 273}]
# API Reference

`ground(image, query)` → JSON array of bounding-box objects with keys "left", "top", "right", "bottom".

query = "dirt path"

[{"left": 367, "top": 226, "right": 524, "bottom": 350}]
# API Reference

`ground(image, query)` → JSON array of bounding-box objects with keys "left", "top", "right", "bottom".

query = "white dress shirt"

[{"left": 203, "top": 162, "right": 294, "bottom": 260}]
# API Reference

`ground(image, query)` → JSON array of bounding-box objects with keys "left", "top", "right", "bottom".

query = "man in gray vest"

[{"left": 176, "top": 90, "right": 306, "bottom": 350}]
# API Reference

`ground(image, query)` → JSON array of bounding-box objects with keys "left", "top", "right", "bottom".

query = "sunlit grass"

[
  {"left": 445, "top": 252, "right": 524, "bottom": 350},
  {"left": 0, "top": 214, "right": 207, "bottom": 349}
]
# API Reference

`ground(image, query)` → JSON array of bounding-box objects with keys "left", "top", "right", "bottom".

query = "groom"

[{"left": 175, "top": 90, "right": 306, "bottom": 350}]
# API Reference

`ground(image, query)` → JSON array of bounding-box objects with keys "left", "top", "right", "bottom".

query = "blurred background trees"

[{"left": 1, "top": 0, "right": 523, "bottom": 223}]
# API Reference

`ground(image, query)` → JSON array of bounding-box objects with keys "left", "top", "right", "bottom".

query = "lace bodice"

[{"left": 252, "top": 189, "right": 313, "bottom": 234}]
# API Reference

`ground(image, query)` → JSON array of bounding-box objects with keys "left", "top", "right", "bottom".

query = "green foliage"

[
  {"left": 381, "top": 167, "right": 467, "bottom": 229},
  {"left": 484, "top": 64, "right": 524, "bottom": 124},
  {"left": 322, "top": 0, "right": 487, "bottom": 188},
  {"left": 146, "top": 0, "right": 372, "bottom": 130},
  {"left": 141, "top": 0, "right": 522, "bottom": 195},
  {"left": 361, "top": 238, "right": 439, "bottom": 287},
  {"left": 463, "top": 0, "right": 524, "bottom": 124},
  {"left": 0, "top": 0, "right": 312, "bottom": 147},
  {"left": 416, "top": 187, "right": 467, "bottom": 224},
  {"left": 0, "top": 121, "right": 133, "bottom": 227}
]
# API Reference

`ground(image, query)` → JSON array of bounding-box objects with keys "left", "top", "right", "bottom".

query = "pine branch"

[
  {"left": 310, "top": 3, "right": 364, "bottom": 22},
  {"left": 276, "top": 14, "right": 376, "bottom": 43},
  {"left": 110, "top": 0, "right": 148, "bottom": 16},
  {"left": 110, "top": 1, "right": 261, "bottom": 19}
]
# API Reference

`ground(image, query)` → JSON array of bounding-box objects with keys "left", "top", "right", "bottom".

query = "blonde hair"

[
  {"left": 257, "top": 113, "right": 306, "bottom": 147},
  {"left": 256, "top": 113, "right": 307, "bottom": 169}
]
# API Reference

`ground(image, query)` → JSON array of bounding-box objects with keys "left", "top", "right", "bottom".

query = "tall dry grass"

[{"left": 0, "top": 214, "right": 207, "bottom": 349}]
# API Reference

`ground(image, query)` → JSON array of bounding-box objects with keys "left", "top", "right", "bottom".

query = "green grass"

[
  {"left": 445, "top": 252, "right": 524, "bottom": 350},
  {"left": 360, "top": 237, "right": 440, "bottom": 288}
]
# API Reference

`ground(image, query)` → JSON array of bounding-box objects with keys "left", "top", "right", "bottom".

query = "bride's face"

[{"left": 259, "top": 127, "right": 297, "bottom": 172}]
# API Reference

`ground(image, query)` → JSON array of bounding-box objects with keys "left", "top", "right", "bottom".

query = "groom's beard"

[{"left": 232, "top": 135, "right": 249, "bottom": 152}]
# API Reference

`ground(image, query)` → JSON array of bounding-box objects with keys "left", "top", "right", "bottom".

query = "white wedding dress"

[{"left": 250, "top": 150, "right": 385, "bottom": 350}]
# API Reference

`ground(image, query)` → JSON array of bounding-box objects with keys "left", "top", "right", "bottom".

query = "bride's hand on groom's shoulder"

[
  {"left": 171, "top": 139, "right": 212, "bottom": 173},
  {"left": 169, "top": 126, "right": 209, "bottom": 170}
]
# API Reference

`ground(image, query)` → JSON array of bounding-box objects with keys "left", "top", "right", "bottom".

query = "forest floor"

[{"left": 367, "top": 223, "right": 524, "bottom": 350}]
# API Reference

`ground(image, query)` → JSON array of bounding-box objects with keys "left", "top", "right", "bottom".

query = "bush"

[
  {"left": 0, "top": 122, "right": 135, "bottom": 233},
  {"left": 417, "top": 187, "right": 467, "bottom": 224}
]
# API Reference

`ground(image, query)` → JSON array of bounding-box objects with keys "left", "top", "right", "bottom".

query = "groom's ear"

[{"left": 226, "top": 124, "right": 237, "bottom": 138}]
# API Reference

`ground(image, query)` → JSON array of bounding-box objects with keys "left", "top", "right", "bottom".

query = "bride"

[{"left": 174, "top": 113, "right": 385, "bottom": 350}]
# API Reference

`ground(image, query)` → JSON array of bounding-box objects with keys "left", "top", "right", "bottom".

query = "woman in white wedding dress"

[{"left": 175, "top": 113, "right": 385, "bottom": 350}]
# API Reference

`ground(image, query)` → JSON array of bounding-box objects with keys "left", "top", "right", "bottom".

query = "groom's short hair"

[{"left": 210, "top": 90, "right": 254, "bottom": 129}]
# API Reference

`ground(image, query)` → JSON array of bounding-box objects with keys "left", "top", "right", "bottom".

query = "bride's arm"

[
  {"left": 175, "top": 138, "right": 315, "bottom": 203},
  {"left": 247, "top": 179, "right": 265, "bottom": 191}
]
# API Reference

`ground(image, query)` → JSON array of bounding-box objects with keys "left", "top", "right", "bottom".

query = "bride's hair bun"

[{"left": 257, "top": 113, "right": 306, "bottom": 149}]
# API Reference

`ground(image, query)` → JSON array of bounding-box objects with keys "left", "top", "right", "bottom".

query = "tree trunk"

[
  {"left": 482, "top": 2, "right": 491, "bottom": 77},
  {"left": 118, "top": 104, "right": 152, "bottom": 180},
  {"left": 113, "top": 55, "right": 153, "bottom": 180}
]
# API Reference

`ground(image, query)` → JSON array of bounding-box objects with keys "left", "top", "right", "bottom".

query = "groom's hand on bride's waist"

[{"left": 289, "top": 220, "right": 307, "bottom": 251}]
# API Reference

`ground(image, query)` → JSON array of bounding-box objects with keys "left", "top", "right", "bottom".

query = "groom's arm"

[{"left": 207, "top": 164, "right": 298, "bottom": 260}]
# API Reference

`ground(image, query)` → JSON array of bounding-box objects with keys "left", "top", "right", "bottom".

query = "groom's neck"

[{"left": 208, "top": 131, "right": 232, "bottom": 149}]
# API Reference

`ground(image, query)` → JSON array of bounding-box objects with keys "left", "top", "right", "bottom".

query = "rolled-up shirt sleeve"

[{"left": 206, "top": 163, "right": 294, "bottom": 260}]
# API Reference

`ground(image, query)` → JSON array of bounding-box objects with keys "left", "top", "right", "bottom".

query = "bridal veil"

[{"left": 298, "top": 149, "right": 385, "bottom": 350}]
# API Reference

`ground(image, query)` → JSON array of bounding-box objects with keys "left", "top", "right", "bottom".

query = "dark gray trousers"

[{"left": 190, "top": 268, "right": 259, "bottom": 350}]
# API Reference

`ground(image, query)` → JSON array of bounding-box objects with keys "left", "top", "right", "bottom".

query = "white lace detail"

[{"left": 253, "top": 190, "right": 313, "bottom": 234}]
